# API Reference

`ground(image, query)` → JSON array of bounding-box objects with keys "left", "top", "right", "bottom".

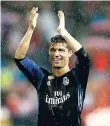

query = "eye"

[
  {"left": 49, "top": 48, "right": 55, "bottom": 53},
  {"left": 58, "top": 48, "right": 65, "bottom": 52}
]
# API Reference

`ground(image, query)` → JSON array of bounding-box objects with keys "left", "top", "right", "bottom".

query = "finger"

[
  {"left": 61, "top": 11, "right": 64, "bottom": 16},
  {"left": 58, "top": 10, "right": 64, "bottom": 15},
  {"left": 31, "top": 7, "right": 37, "bottom": 13},
  {"left": 58, "top": 14, "right": 61, "bottom": 19},
  {"left": 58, "top": 11, "right": 61, "bottom": 16},
  {"left": 35, "top": 7, "right": 38, "bottom": 12},
  {"left": 58, "top": 11, "right": 61, "bottom": 15},
  {"left": 58, "top": 10, "right": 63, "bottom": 13},
  {"left": 32, "top": 7, "right": 36, "bottom": 11},
  {"left": 31, "top": 9, "right": 35, "bottom": 13},
  {"left": 58, "top": 12, "right": 62, "bottom": 18},
  {"left": 58, "top": 13, "right": 62, "bottom": 18}
]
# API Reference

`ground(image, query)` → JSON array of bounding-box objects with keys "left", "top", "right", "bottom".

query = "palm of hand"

[
  {"left": 57, "top": 11, "right": 65, "bottom": 32},
  {"left": 29, "top": 7, "right": 38, "bottom": 30}
]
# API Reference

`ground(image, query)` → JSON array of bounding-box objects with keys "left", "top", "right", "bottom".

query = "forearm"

[
  {"left": 60, "top": 29, "right": 82, "bottom": 53},
  {"left": 15, "top": 27, "right": 34, "bottom": 59}
]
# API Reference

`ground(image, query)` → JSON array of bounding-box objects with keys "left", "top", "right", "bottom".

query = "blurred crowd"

[{"left": 1, "top": 1, "right": 110, "bottom": 126}]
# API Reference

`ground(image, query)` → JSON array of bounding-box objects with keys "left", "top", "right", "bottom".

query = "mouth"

[{"left": 53, "top": 58, "right": 62, "bottom": 62}]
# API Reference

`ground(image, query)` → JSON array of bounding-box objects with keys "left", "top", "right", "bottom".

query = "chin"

[
  {"left": 52, "top": 62, "right": 64, "bottom": 68},
  {"left": 53, "top": 64, "right": 64, "bottom": 68},
  {"left": 53, "top": 64, "right": 61, "bottom": 67},
  {"left": 53, "top": 65, "right": 61, "bottom": 67}
]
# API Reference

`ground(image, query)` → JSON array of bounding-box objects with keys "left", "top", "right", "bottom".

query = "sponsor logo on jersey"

[{"left": 45, "top": 91, "right": 70, "bottom": 105}]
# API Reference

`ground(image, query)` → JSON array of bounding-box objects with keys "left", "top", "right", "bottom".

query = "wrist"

[
  {"left": 28, "top": 26, "right": 35, "bottom": 31},
  {"left": 59, "top": 29, "right": 68, "bottom": 37}
]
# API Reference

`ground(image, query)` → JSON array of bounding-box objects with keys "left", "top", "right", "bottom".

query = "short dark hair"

[
  {"left": 50, "top": 35, "right": 71, "bottom": 50},
  {"left": 51, "top": 35, "right": 67, "bottom": 44}
]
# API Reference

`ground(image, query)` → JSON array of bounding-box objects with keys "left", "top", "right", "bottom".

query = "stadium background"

[{"left": 1, "top": 1, "right": 110, "bottom": 126}]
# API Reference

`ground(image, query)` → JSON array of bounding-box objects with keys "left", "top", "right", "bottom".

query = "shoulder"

[
  {"left": 71, "top": 67, "right": 76, "bottom": 74},
  {"left": 41, "top": 67, "right": 50, "bottom": 75}
]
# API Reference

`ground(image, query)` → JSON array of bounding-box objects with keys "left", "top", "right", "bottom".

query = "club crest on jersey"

[{"left": 63, "top": 77, "right": 69, "bottom": 85}]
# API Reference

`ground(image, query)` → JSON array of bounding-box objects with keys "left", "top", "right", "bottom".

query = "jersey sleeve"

[
  {"left": 14, "top": 57, "right": 45, "bottom": 90},
  {"left": 74, "top": 47, "right": 91, "bottom": 90}
]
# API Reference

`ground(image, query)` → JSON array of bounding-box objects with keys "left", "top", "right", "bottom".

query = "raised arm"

[
  {"left": 14, "top": 7, "right": 45, "bottom": 90},
  {"left": 57, "top": 11, "right": 82, "bottom": 53},
  {"left": 57, "top": 11, "right": 90, "bottom": 90},
  {"left": 15, "top": 7, "right": 39, "bottom": 59}
]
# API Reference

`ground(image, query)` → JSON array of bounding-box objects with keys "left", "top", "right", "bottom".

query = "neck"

[{"left": 52, "top": 65, "right": 70, "bottom": 77}]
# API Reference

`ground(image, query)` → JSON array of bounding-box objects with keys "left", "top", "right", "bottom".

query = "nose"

[{"left": 54, "top": 50, "right": 60, "bottom": 57}]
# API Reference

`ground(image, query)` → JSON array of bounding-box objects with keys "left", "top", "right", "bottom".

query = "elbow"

[
  {"left": 14, "top": 44, "right": 28, "bottom": 59},
  {"left": 14, "top": 52, "right": 26, "bottom": 59}
]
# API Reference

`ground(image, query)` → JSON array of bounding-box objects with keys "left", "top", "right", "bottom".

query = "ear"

[
  {"left": 49, "top": 50, "right": 50, "bottom": 55},
  {"left": 68, "top": 50, "right": 73, "bottom": 57},
  {"left": 49, "top": 47, "right": 51, "bottom": 55}
]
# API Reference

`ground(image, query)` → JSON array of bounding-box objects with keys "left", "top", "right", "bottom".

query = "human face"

[{"left": 49, "top": 43, "right": 72, "bottom": 68}]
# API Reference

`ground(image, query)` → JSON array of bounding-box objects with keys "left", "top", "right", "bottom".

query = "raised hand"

[
  {"left": 29, "top": 7, "right": 39, "bottom": 30},
  {"left": 57, "top": 11, "right": 65, "bottom": 32}
]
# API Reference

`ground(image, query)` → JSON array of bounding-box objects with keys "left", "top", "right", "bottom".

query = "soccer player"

[{"left": 14, "top": 7, "right": 90, "bottom": 126}]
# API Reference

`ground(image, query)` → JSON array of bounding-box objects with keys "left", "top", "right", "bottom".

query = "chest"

[{"left": 38, "top": 73, "right": 78, "bottom": 106}]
